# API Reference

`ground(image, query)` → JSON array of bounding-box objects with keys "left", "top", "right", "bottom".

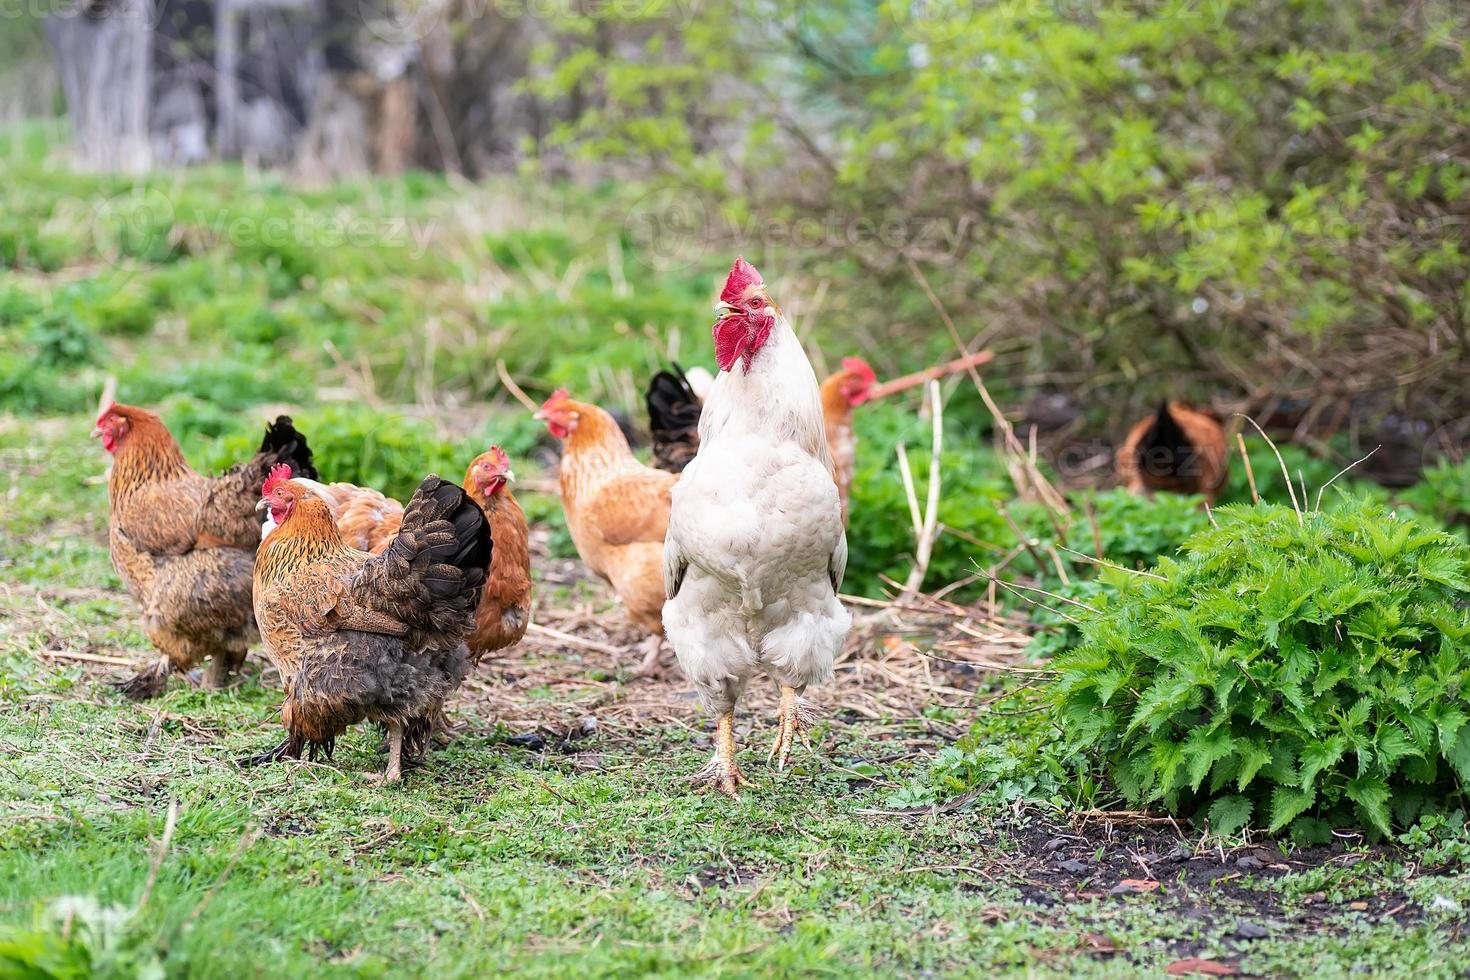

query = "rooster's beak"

[{"left": 713, "top": 301, "right": 734, "bottom": 318}]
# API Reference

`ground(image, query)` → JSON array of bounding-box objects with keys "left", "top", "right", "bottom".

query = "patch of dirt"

[
  {"left": 449, "top": 545, "right": 1032, "bottom": 750},
  {"left": 971, "top": 810, "right": 1466, "bottom": 964}
]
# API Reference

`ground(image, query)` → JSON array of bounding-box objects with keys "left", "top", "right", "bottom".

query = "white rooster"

[{"left": 662, "top": 257, "right": 852, "bottom": 797}]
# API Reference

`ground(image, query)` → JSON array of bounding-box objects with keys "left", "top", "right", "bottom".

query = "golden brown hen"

[
  {"left": 94, "top": 403, "right": 316, "bottom": 698},
  {"left": 247, "top": 470, "right": 491, "bottom": 782},
  {"left": 537, "top": 389, "right": 676, "bottom": 676},
  {"left": 819, "top": 357, "right": 877, "bottom": 526}
]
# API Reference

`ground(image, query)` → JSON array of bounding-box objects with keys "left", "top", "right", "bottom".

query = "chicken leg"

[
  {"left": 202, "top": 648, "right": 246, "bottom": 689},
  {"left": 767, "top": 686, "right": 815, "bottom": 771},
  {"left": 694, "top": 711, "right": 751, "bottom": 798},
  {"left": 382, "top": 720, "right": 405, "bottom": 784},
  {"left": 633, "top": 635, "right": 665, "bottom": 678}
]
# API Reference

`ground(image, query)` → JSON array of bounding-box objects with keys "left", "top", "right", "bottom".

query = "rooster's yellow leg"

[
  {"left": 767, "top": 686, "right": 814, "bottom": 771},
  {"left": 694, "top": 712, "right": 751, "bottom": 798}
]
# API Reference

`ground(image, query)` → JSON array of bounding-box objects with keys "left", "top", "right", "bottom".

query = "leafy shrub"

[
  {"left": 1399, "top": 458, "right": 1470, "bottom": 533},
  {"left": 886, "top": 689, "right": 1096, "bottom": 810},
  {"left": 1053, "top": 501, "right": 1470, "bottom": 840},
  {"left": 0, "top": 355, "right": 94, "bottom": 415}
]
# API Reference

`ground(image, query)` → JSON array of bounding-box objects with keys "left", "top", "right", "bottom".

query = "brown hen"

[
  {"left": 462, "top": 448, "right": 532, "bottom": 662},
  {"left": 248, "top": 472, "right": 490, "bottom": 782},
  {"left": 95, "top": 403, "right": 316, "bottom": 698},
  {"left": 1116, "top": 401, "right": 1229, "bottom": 502}
]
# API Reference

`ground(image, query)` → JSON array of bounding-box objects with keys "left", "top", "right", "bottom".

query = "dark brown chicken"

[
  {"left": 462, "top": 447, "right": 532, "bottom": 662},
  {"left": 1116, "top": 401, "right": 1229, "bottom": 502},
  {"left": 94, "top": 403, "right": 316, "bottom": 698},
  {"left": 247, "top": 470, "right": 491, "bottom": 782}
]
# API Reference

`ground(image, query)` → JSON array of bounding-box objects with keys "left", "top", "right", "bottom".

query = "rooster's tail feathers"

[{"left": 260, "top": 416, "right": 318, "bottom": 480}]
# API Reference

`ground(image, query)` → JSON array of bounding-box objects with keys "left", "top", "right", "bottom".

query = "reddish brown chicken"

[
  {"left": 462, "top": 448, "right": 532, "bottom": 662},
  {"left": 538, "top": 388, "right": 676, "bottom": 676},
  {"left": 1117, "top": 401, "right": 1229, "bottom": 502},
  {"left": 94, "top": 403, "right": 316, "bottom": 698},
  {"left": 247, "top": 470, "right": 491, "bottom": 782},
  {"left": 819, "top": 357, "right": 877, "bottom": 525}
]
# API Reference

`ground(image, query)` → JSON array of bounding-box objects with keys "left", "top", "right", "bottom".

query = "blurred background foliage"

[{"left": 0, "top": 0, "right": 1466, "bottom": 604}]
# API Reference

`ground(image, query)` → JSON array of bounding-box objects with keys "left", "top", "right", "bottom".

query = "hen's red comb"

[
  {"left": 262, "top": 463, "right": 293, "bottom": 496},
  {"left": 719, "top": 256, "right": 764, "bottom": 305},
  {"left": 842, "top": 357, "right": 876, "bottom": 383},
  {"left": 539, "top": 388, "right": 570, "bottom": 414},
  {"left": 95, "top": 401, "right": 117, "bottom": 426}
]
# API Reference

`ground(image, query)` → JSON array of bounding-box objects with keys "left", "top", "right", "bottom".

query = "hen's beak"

[
  {"left": 90, "top": 425, "right": 102, "bottom": 439},
  {"left": 503, "top": 468, "right": 517, "bottom": 483},
  {"left": 255, "top": 498, "right": 270, "bottom": 514}
]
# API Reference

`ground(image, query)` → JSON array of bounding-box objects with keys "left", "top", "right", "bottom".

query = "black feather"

[
  {"left": 646, "top": 364, "right": 702, "bottom": 472},
  {"left": 260, "top": 415, "right": 318, "bottom": 480},
  {"left": 1136, "top": 401, "right": 1194, "bottom": 479}
]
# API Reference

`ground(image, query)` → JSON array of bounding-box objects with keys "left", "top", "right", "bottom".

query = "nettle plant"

[{"left": 1053, "top": 502, "right": 1470, "bottom": 841}]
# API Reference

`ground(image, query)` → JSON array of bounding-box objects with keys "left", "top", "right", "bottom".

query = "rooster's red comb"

[
  {"left": 719, "top": 256, "right": 764, "bottom": 305},
  {"left": 262, "top": 463, "right": 294, "bottom": 496}
]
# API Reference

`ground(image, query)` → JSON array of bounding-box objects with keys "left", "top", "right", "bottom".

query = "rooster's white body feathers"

[{"left": 662, "top": 313, "right": 851, "bottom": 714}]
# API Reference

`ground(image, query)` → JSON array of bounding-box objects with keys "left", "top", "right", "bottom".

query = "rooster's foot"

[
  {"left": 237, "top": 735, "right": 302, "bottom": 767},
  {"left": 692, "top": 711, "right": 750, "bottom": 798},
  {"left": 692, "top": 754, "right": 752, "bottom": 799},
  {"left": 767, "top": 686, "right": 816, "bottom": 771}
]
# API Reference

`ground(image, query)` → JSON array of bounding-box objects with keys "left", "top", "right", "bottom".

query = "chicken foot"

[
  {"left": 113, "top": 656, "right": 174, "bottom": 700},
  {"left": 767, "top": 686, "right": 816, "bottom": 771},
  {"left": 201, "top": 648, "right": 246, "bottom": 690},
  {"left": 693, "top": 711, "right": 751, "bottom": 799},
  {"left": 633, "top": 635, "right": 665, "bottom": 678}
]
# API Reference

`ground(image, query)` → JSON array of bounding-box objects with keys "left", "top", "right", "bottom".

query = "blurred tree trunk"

[{"left": 45, "top": 0, "right": 153, "bottom": 172}]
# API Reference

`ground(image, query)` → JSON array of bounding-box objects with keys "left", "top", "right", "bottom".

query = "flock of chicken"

[{"left": 92, "top": 256, "right": 1229, "bottom": 797}]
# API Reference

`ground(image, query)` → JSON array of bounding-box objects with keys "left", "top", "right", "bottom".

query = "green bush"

[
  {"left": 1399, "top": 458, "right": 1470, "bottom": 532},
  {"left": 538, "top": 0, "right": 1470, "bottom": 418},
  {"left": 1053, "top": 501, "right": 1470, "bottom": 840}
]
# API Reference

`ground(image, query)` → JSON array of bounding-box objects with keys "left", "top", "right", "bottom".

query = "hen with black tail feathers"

[
  {"left": 1117, "top": 400, "right": 1229, "bottom": 502},
  {"left": 247, "top": 472, "right": 492, "bottom": 782}
]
